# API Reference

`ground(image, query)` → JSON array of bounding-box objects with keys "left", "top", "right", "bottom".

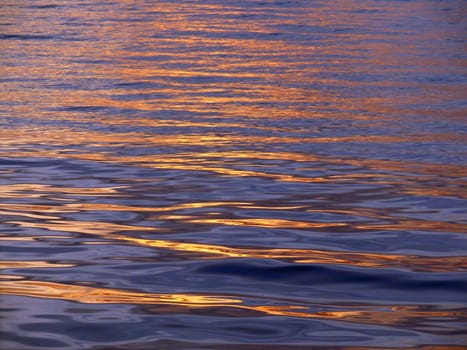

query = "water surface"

[{"left": 1, "top": 0, "right": 466, "bottom": 349}]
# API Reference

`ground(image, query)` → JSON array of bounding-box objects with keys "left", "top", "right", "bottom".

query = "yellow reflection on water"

[
  {"left": 0, "top": 279, "right": 241, "bottom": 306},
  {"left": 0, "top": 183, "right": 127, "bottom": 198},
  {"left": 4, "top": 196, "right": 465, "bottom": 235},
  {"left": 4, "top": 196, "right": 465, "bottom": 234},
  {"left": 8, "top": 220, "right": 160, "bottom": 236},
  {"left": 0, "top": 261, "right": 75, "bottom": 269},
  {"left": 0, "top": 209, "right": 59, "bottom": 220},
  {"left": 2, "top": 0, "right": 466, "bottom": 344},
  {"left": 0, "top": 201, "right": 250, "bottom": 215},
  {"left": 163, "top": 216, "right": 347, "bottom": 229},
  {"left": 1, "top": 278, "right": 461, "bottom": 326},
  {"left": 0, "top": 235, "right": 71, "bottom": 241},
  {"left": 1, "top": 134, "right": 465, "bottom": 200},
  {"left": 7, "top": 219, "right": 466, "bottom": 272}
]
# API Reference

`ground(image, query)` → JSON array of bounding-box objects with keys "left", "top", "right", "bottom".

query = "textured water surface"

[{"left": 1, "top": 0, "right": 466, "bottom": 349}]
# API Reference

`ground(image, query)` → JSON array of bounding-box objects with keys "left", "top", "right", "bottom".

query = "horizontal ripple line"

[{"left": 5, "top": 219, "right": 467, "bottom": 272}]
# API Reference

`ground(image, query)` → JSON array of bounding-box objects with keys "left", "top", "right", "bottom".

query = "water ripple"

[{"left": 1, "top": 0, "right": 466, "bottom": 348}]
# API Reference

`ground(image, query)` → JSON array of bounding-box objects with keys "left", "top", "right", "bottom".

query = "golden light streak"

[
  {"left": 0, "top": 279, "right": 241, "bottom": 306},
  {"left": 6, "top": 219, "right": 466, "bottom": 272},
  {"left": 0, "top": 278, "right": 462, "bottom": 326},
  {"left": 1, "top": 142, "right": 464, "bottom": 200},
  {"left": 7, "top": 220, "right": 159, "bottom": 236},
  {"left": 0, "top": 261, "right": 75, "bottom": 269},
  {"left": 161, "top": 216, "right": 347, "bottom": 229},
  {"left": 0, "top": 183, "right": 127, "bottom": 198},
  {"left": 2, "top": 200, "right": 465, "bottom": 235},
  {"left": 0, "top": 235, "right": 71, "bottom": 241}
]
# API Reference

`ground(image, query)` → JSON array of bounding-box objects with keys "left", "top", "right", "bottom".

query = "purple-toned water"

[{"left": 1, "top": 1, "right": 466, "bottom": 349}]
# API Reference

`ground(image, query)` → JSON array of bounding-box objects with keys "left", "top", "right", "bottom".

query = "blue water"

[{"left": 1, "top": 1, "right": 466, "bottom": 349}]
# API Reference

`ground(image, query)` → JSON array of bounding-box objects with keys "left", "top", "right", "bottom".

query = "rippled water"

[{"left": 1, "top": 0, "right": 466, "bottom": 349}]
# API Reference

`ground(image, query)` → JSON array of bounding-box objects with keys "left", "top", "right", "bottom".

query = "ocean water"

[{"left": 1, "top": 0, "right": 466, "bottom": 349}]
